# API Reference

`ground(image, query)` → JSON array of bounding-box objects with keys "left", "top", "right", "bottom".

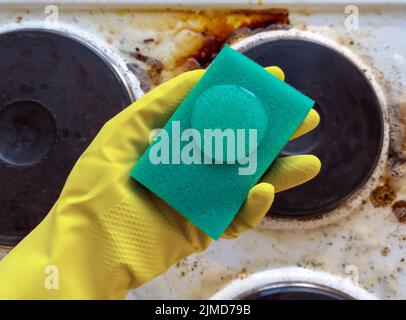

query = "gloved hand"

[{"left": 0, "top": 67, "right": 320, "bottom": 299}]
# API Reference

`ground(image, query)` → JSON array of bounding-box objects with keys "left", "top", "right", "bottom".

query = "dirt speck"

[
  {"left": 238, "top": 268, "right": 248, "bottom": 280},
  {"left": 381, "top": 246, "right": 391, "bottom": 257},
  {"left": 370, "top": 181, "right": 396, "bottom": 207},
  {"left": 392, "top": 200, "right": 406, "bottom": 223}
]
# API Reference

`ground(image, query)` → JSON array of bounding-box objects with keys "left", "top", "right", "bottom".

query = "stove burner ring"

[
  {"left": 233, "top": 31, "right": 388, "bottom": 228},
  {"left": 0, "top": 29, "right": 134, "bottom": 246}
]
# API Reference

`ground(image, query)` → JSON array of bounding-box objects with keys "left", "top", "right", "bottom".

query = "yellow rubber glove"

[{"left": 0, "top": 67, "right": 320, "bottom": 299}]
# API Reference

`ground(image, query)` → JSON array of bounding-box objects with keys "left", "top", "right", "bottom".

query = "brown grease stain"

[
  {"left": 128, "top": 9, "right": 290, "bottom": 88},
  {"left": 182, "top": 9, "right": 290, "bottom": 68},
  {"left": 392, "top": 200, "right": 406, "bottom": 223},
  {"left": 370, "top": 180, "right": 397, "bottom": 208}
]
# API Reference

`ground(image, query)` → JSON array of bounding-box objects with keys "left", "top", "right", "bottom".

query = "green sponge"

[{"left": 131, "top": 46, "right": 314, "bottom": 239}]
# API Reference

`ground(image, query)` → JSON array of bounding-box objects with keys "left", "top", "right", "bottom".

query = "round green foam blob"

[{"left": 191, "top": 85, "right": 268, "bottom": 162}]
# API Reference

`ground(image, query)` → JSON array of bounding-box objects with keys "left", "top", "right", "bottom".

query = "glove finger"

[
  {"left": 265, "top": 66, "right": 285, "bottom": 80},
  {"left": 289, "top": 109, "right": 320, "bottom": 141},
  {"left": 261, "top": 154, "right": 321, "bottom": 193},
  {"left": 222, "top": 183, "right": 275, "bottom": 239}
]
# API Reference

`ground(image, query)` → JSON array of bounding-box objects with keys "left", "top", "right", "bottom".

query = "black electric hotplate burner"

[
  {"left": 0, "top": 29, "right": 132, "bottom": 246},
  {"left": 242, "top": 39, "right": 383, "bottom": 218}
]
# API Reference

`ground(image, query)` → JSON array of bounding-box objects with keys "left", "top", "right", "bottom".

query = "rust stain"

[
  {"left": 392, "top": 200, "right": 406, "bottom": 223},
  {"left": 370, "top": 180, "right": 397, "bottom": 208}
]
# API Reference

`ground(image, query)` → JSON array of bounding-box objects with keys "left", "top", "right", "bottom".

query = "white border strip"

[{"left": 0, "top": 0, "right": 405, "bottom": 8}]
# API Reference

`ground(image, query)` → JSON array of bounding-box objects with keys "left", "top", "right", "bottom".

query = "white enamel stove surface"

[{"left": 0, "top": 1, "right": 406, "bottom": 300}]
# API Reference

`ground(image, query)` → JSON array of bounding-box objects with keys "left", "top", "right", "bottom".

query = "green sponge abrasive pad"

[{"left": 131, "top": 46, "right": 315, "bottom": 239}]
